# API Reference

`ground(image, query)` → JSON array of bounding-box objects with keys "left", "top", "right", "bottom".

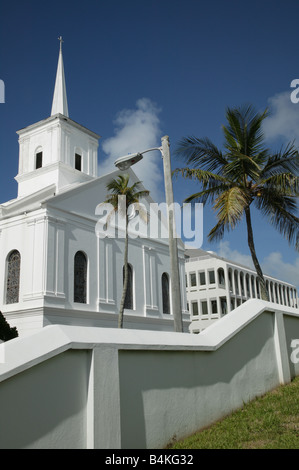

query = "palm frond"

[
  {"left": 254, "top": 188, "right": 299, "bottom": 250},
  {"left": 183, "top": 184, "right": 232, "bottom": 205},
  {"left": 208, "top": 219, "right": 226, "bottom": 242},
  {"left": 104, "top": 175, "right": 150, "bottom": 224},
  {"left": 209, "top": 187, "right": 250, "bottom": 241},
  {"left": 223, "top": 105, "right": 269, "bottom": 163},
  {"left": 103, "top": 193, "right": 119, "bottom": 209},
  {"left": 130, "top": 189, "right": 150, "bottom": 200},
  {"left": 246, "top": 108, "right": 269, "bottom": 157},
  {"left": 174, "top": 136, "right": 228, "bottom": 173},
  {"left": 258, "top": 173, "right": 299, "bottom": 196},
  {"left": 173, "top": 167, "right": 233, "bottom": 204},
  {"left": 223, "top": 108, "right": 245, "bottom": 152},
  {"left": 106, "top": 174, "right": 130, "bottom": 194},
  {"left": 259, "top": 142, "right": 299, "bottom": 179},
  {"left": 223, "top": 153, "right": 262, "bottom": 183},
  {"left": 173, "top": 168, "right": 228, "bottom": 185}
]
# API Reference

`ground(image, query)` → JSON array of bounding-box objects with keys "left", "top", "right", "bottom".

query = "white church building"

[{"left": 0, "top": 42, "right": 189, "bottom": 337}]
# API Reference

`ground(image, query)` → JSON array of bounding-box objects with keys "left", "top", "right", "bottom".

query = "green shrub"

[{"left": 0, "top": 311, "right": 18, "bottom": 341}]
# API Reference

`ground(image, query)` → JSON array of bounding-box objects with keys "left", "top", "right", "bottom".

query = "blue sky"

[{"left": 0, "top": 0, "right": 299, "bottom": 289}]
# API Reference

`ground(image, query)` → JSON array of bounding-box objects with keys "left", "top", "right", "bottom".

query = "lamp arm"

[{"left": 139, "top": 147, "right": 163, "bottom": 157}]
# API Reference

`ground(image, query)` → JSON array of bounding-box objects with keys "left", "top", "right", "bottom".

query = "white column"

[
  {"left": 55, "top": 221, "right": 65, "bottom": 297},
  {"left": 142, "top": 245, "right": 159, "bottom": 315},
  {"left": 25, "top": 216, "right": 46, "bottom": 298},
  {"left": 98, "top": 239, "right": 115, "bottom": 308},
  {"left": 179, "top": 258, "right": 188, "bottom": 313},
  {"left": 273, "top": 311, "right": 292, "bottom": 385},
  {"left": 88, "top": 347, "right": 121, "bottom": 449}
]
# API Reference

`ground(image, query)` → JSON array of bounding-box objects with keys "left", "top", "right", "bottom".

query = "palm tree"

[
  {"left": 103, "top": 174, "right": 149, "bottom": 328},
  {"left": 174, "top": 104, "right": 299, "bottom": 301}
]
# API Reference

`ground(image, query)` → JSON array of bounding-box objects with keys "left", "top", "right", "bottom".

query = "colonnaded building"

[
  {"left": 0, "top": 42, "right": 189, "bottom": 337},
  {"left": 185, "top": 248, "right": 299, "bottom": 333}
]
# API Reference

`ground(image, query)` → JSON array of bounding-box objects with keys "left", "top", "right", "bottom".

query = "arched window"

[
  {"left": 218, "top": 268, "right": 225, "bottom": 287},
  {"left": 256, "top": 279, "right": 260, "bottom": 299},
  {"left": 74, "top": 251, "right": 87, "bottom": 303},
  {"left": 75, "top": 153, "right": 82, "bottom": 171},
  {"left": 270, "top": 282, "right": 274, "bottom": 302},
  {"left": 251, "top": 276, "right": 256, "bottom": 297},
  {"left": 6, "top": 250, "right": 21, "bottom": 304},
  {"left": 240, "top": 272, "right": 245, "bottom": 296},
  {"left": 123, "top": 264, "right": 133, "bottom": 310},
  {"left": 274, "top": 283, "right": 279, "bottom": 304},
  {"left": 234, "top": 270, "right": 239, "bottom": 295},
  {"left": 246, "top": 273, "right": 250, "bottom": 297},
  {"left": 282, "top": 286, "right": 287, "bottom": 305},
  {"left": 228, "top": 268, "right": 233, "bottom": 292},
  {"left": 35, "top": 148, "right": 43, "bottom": 169},
  {"left": 162, "top": 272, "right": 170, "bottom": 314},
  {"left": 279, "top": 285, "right": 282, "bottom": 304},
  {"left": 290, "top": 288, "right": 294, "bottom": 307},
  {"left": 287, "top": 287, "right": 291, "bottom": 307}
]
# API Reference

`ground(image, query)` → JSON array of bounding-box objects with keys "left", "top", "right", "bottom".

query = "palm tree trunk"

[
  {"left": 118, "top": 216, "right": 129, "bottom": 328},
  {"left": 245, "top": 206, "right": 269, "bottom": 301}
]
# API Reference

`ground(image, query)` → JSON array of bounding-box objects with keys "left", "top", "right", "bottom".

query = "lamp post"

[{"left": 114, "top": 135, "right": 183, "bottom": 332}]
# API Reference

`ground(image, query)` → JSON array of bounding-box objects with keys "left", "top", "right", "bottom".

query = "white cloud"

[
  {"left": 263, "top": 90, "right": 299, "bottom": 143},
  {"left": 262, "top": 252, "right": 299, "bottom": 288},
  {"left": 216, "top": 241, "right": 299, "bottom": 289},
  {"left": 99, "top": 98, "right": 164, "bottom": 201},
  {"left": 217, "top": 241, "right": 254, "bottom": 269}
]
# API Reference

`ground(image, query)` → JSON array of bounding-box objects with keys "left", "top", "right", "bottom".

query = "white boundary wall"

[{"left": 0, "top": 299, "right": 299, "bottom": 449}]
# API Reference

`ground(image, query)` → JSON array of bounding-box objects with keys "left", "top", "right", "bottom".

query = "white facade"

[
  {"left": 185, "top": 248, "right": 298, "bottom": 333},
  {"left": 0, "top": 44, "right": 189, "bottom": 336}
]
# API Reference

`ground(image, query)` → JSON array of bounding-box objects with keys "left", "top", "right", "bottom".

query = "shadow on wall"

[
  {"left": 0, "top": 350, "right": 92, "bottom": 449},
  {"left": 118, "top": 312, "right": 278, "bottom": 449}
]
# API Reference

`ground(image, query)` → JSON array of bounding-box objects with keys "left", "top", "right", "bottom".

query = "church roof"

[{"left": 0, "top": 168, "right": 140, "bottom": 219}]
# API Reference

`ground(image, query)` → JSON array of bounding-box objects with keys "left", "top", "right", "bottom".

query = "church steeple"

[
  {"left": 51, "top": 37, "right": 69, "bottom": 117},
  {"left": 15, "top": 39, "right": 100, "bottom": 199}
]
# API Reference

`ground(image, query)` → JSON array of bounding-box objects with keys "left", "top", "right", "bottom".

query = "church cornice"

[
  {"left": 15, "top": 160, "right": 95, "bottom": 184},
  {"left": 17, "top": 113, "right": 101, "bottom": 141}
]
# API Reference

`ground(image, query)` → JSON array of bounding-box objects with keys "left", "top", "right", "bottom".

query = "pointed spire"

[{"left": 51, "top": 36, "right": 69, "bottom": 117}]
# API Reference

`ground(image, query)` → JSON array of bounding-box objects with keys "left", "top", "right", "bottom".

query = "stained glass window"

[
  {"left": 162, "top": 272, "right": 170, "bottom": 314},
  {"left": 6, "top": 250, "right": 21, "bottom": 304},
  {"left": 123, "top": 264, "right": 133, "bottom": 310},
  {"left": 74, "top": 251, "right": 87, "bottom": 303}
]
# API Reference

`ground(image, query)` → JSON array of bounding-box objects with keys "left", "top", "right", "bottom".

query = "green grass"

[{"left": 169, "top": 376, "right": 299, "bottom": 449}]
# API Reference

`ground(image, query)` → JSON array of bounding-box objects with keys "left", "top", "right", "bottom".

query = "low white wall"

[{"left": 0, "top": 299, "right": 298, "bottom": 449}]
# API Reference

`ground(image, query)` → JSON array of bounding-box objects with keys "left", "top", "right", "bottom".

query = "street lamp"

[{"left": 114, "top": 135, "right": 183, "bottom": 333}]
